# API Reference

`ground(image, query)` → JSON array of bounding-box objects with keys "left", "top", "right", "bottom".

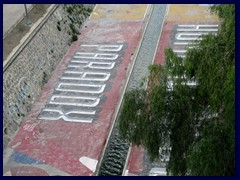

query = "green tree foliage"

[{"left": 119, "top": 4, "right": 235, "bottom": 176}]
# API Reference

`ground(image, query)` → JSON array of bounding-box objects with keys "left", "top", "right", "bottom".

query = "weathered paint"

[
  {"left": 154, "top": 21, "right": 219, "bottom": 64},
  {"left": 125, "top": 146, "right": 145, "bottom": 176},
  {"left": 166, "top": 4, "right": 219, "bottom": 22},
  {"left": 79, "top": 157, "right": 98, "bottom": 172},
  {"left": 38, "top": 44, "right": 125, "bottom": 123},
  {"left": 125, "top": 4, "right": 220, "bottom": 176},
  {"left": 4, "top": 5, "right": 148, "bottom": 176},
  {"left": 90, "top": 4, "right": 148, "bottom": 20}
]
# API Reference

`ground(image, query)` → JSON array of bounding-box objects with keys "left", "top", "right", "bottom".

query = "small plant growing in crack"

[{"left": 62, "top": 4, "right": 94, "bottom": 42}]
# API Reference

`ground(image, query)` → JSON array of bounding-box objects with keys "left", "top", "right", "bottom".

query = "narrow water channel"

[{"left": 98, "top": 4, "right": 167, "bottom": 176}]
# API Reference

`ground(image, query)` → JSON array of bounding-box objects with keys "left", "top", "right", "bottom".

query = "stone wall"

[{"left": 3, "top": 4, "right": 94, "bottom": 151}]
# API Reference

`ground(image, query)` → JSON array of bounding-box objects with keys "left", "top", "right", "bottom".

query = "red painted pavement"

[
  {"left": 125, "top": 21, "right": 220, "bottom": 176},
  {"left": 126, "top": 146, "right": 145, "bottom": 176},
  {"left": 11, "top": 166, "right": 49, "bottom": 176},
  {"left": 5, "top": 20, "right": 144, "bottom": 176},
  {"left": 154, "top": 21, "right": 220, "bottom": 65}
]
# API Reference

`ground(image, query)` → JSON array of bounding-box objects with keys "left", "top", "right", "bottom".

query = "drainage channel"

[{"left": 97, "top": 4, "right": 167, "bottom": 176}]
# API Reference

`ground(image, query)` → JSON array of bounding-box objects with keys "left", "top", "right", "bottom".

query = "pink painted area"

[
  {"left": 154, "top": 21, "right": 220, "bottom": 65},
  {"left": 11, "top": 166, "right": 49, "bottom": 176},
  {"left": 127, "top": 146, "right": 145, "bottom": 175},
  {"left": 8, "top": 21, "right": 144, "bottom": 176},
  {"left": 154, "top": 21, "right": 174, "bottom": 65},
  {"left": 125, "top": 21, "right": 175, "bottom": 177},
  {"left": 126, "top": 21, "right": 221, "bottom": 176}
]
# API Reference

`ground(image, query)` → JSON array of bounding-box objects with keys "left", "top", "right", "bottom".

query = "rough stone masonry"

[{"left": 3, "top": 4, "right": 94, "bottom": 154}]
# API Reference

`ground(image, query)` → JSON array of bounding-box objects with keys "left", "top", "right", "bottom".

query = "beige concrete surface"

[{"left": 3, "top": 4, "right": 33, "bottom": 36}]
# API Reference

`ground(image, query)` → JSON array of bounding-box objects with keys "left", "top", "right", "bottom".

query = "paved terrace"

[
  {"left": 4, "top": 4, "right": 150, "bottom": 176},
  {"left": 3, "top": 4, "right": 219, "bottom": 176},
  {"left": 124, "top": 4, "right": 219, "bottom": 176}
]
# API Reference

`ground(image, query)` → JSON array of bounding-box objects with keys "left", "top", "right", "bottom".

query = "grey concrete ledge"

[
  {"left": 3, "top": 4, "right": 35, "bottom": 39},
  {"left": 3, "top": 4, "right": 59, "bottom": 73}
]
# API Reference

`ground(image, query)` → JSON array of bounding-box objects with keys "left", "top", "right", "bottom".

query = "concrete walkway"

[
  {"left": 3, "top": 4, "right": 219, "bottom": 176},
  {"left": 3, "top": 4, "right": 33, "bottom": 37},
  {"left": 3, "top": 4, "right": 150, "bottom": 176},
  {"left": 124, "top": 4, "right": 219, "bottom": 176}
]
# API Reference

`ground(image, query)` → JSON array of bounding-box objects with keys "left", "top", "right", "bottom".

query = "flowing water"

[{"left": 98, "top": 4, "right": 167, "bottom": 176}]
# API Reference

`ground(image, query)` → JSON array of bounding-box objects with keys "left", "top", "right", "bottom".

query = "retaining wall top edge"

[{"left": 3, "top": 4, "right": 58, "bottom": 73}]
